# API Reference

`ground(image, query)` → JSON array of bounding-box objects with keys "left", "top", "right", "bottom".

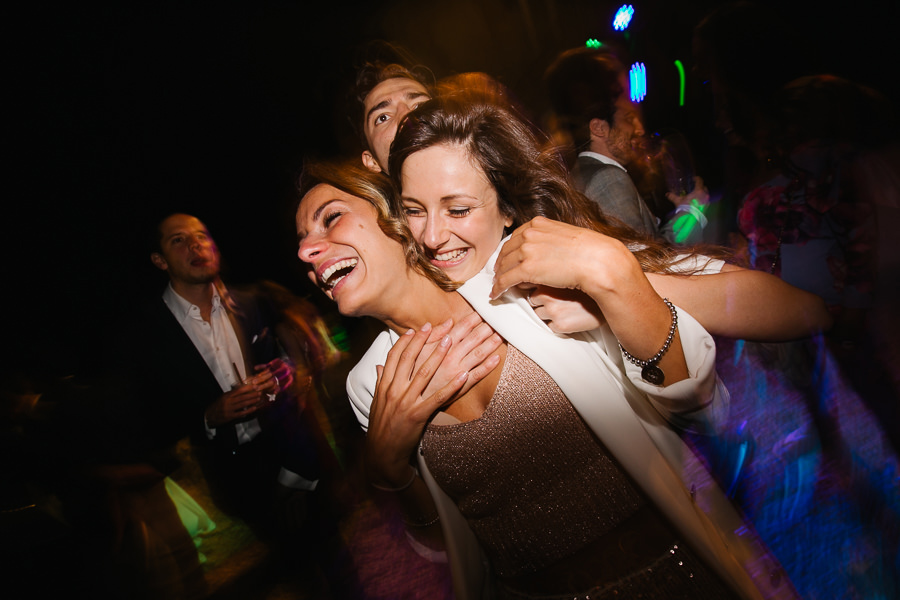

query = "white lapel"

[{"left": 456, "top": 241, "right": 778, "bottom": 600}]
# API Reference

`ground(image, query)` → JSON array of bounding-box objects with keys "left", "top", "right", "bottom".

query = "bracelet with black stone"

[{"left": 619, "top": 298, "right": 678, "bottom": 385}]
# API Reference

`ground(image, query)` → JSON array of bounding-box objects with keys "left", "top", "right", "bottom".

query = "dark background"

[{"left": 8, "top": 0, "right": 899, "bottom": 379}]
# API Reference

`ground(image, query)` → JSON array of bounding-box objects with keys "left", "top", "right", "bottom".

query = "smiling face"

[
  {"left": 151, "top": 213, "right": 220, "bottom": 287},
  {"left": 399, "top": 143, "right": 512, "bottom": 283},
  {"left": 362, "top": 77, "right": 431, "bottom": 174},
  {"left": 296, "top": 184, "right": 410, "bottom": 318}
]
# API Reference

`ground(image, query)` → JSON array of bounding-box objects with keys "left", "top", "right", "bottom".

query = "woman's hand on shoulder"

[
  {"left": 365, "top": 324, "right": 466, "bottom": 487},
  {"left": 491, "top": 217, "right": 644, "bottom": 304},
  {"left": 419, "top": 315, "right": 502, "bottom": 400},
  {"left": 522, "top": 285, "right": 606, "bottom": 333}
]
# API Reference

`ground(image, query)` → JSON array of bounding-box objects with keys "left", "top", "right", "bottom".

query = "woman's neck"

[{"left": 379, "top": 273, "right": 474, "bottom": 335}]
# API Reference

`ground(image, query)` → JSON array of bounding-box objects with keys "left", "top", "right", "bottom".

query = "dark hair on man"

[
  {"left": 389, "top": 95, "right": 728, "bottom": 274},
  {"left": 348, "top": 42, "right": 434, "bottom": 149},
  {"left": 147, "top": 211, "right": 186, "bottom": 255},
  {"left": 543, "top": 47, "right": 626, "bottom": 150}
]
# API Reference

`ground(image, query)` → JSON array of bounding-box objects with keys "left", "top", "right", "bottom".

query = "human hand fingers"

[
  {"left": 371, "top": 324, "right": 438, "bottom": 422},
  {"left": 372, "top": 328, "right": 415, "bottom": 409},
  {"left": 456, "top": 353, "right": 501, "bottom": 397},
  {"left": 423, "top": 365, "right": 469, "bottom": 411},
  {"left": 491, "top": 218, "right": 590, "bottom": 298},
  {"left": 385, "top": 323, "right": 433, "bottom": 384},
  {"left": 249, "top": 368, "right": 275, "bottom": 390},
  {"left": 691, "top": 177, "right": 710, "bottom": 204},
  {"left": 268, "top": 359, "right": 295, "bottom": 391},
  {"left": 258, "top": 358, "right": 292, "bottom": 379},
  {"left": 400, "top": 330, "right": 453, "bottom": 403},
  {"left": 424, "top": 318, "right": 454, "bottom": 345},
  {"left": 367, "top": 332, "right": 455, "bottom": 484},
  {"left": 422, "top": 320, "right": 502, "bottom": 399},
  {"left": 530, "top": 287, "right": 606, "bottom": 333},
  {"left": 222, "top": 386, "right": 262, "bottom": 419}
]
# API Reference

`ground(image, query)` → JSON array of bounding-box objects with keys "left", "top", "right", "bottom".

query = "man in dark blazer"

[{"left": 132, "top": 213, "right": 319, "bottom": 531}]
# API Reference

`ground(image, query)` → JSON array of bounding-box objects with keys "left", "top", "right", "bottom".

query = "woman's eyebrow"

[
  {"left": 296, "top": 198, "right": 340, "bottom": 242},
  {"left": 312, "top": 198, "right": 340, "bottom": 222}
]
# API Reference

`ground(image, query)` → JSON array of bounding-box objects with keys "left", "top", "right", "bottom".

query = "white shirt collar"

[
  {"left": 578, "top": 150, "right": 626, "bottom": 172},
  {"left": 162, "top": 282, "right": 221, "bottom": 322}
]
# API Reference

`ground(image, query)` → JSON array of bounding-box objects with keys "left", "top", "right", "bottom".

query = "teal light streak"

[{"left": 674, "top": 59, "right": 686, "bottom": 107}]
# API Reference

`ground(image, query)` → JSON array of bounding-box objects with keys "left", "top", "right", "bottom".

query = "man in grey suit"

[
  {"left": 545, "top": 47, "right": 709, "bottom": 243},
  {"left": 545, "top": 47, "right": 657, "bottom": 235}
]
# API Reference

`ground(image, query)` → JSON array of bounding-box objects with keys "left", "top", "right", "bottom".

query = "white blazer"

[{"left": 347, "top": 243, "right": 797, "bottom": 600}]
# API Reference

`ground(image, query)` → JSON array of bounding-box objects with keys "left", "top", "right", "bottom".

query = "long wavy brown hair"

[{"left": 389, "top": 95, "right": 725, "bottom": 275}]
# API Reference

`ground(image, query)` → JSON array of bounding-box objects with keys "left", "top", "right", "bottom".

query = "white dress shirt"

[{"left": 163, "top": 283, "right": 261, "bottom": 444}]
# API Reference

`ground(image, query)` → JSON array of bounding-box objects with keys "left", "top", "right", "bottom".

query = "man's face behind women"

[{"left": 361, "top": 77, "right": 431, "bottom": 173}]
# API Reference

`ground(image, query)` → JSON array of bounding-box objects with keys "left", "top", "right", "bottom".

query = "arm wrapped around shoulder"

[{"left": 624, "top": 305, "right": 729, "bottom": 434}]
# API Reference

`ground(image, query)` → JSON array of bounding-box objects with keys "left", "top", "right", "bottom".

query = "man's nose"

[
  {"left": 633, "top": 116, "right": 646, "bottom": 137},
  {"left": 396, "top": 102, "right": 413, "bottom": 121}
]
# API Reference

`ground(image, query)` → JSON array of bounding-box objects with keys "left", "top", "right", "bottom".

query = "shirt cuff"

[
  {"left": 624, "top": 306, "right": 721, "bottom": 430},
  {"left": 204, "top": 414, "right": 217, "bottom": 440},
  {"left": 674, "top": 202, "right": 709, "bottom": 229},
  {"left": 278, "top": 468, "right": 318, "bottom": 491}
]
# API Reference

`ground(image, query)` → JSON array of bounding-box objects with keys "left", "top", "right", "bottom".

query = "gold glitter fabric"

[
  {"left": 421, "top": 345, "right": 644, "bottom": 578},
  {"left": 496, "top": 543, "right": 736, "bottom": 600}
]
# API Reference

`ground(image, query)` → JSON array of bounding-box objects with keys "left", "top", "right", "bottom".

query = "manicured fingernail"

[
  {"left": 422, "top": 322, "right": 432, "bottom": 332},
  {"left": 405, "top": 328, "right": 414, "bottom": 336},
  {"left": 441, "top": 335, "right": 451, "bottom": 347}
]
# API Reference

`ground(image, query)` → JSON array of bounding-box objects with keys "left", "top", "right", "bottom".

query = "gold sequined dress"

[{"left": 421, "top": 345, "right": 736, "bottom": 600}]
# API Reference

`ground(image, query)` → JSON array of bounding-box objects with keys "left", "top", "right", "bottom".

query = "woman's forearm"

[
  {"left": 368, "top": 462, "right": 445, "bottom": 550},
  {"left": 646, "top": 268, "right": 832, "bottom": 341}
]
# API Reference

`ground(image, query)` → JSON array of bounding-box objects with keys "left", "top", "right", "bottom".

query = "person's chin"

[
  {"left": 330, "top": 272, "right": 368, "bottom": 316},
  {"left": 442, "top": 262, "right": 480, "bottom": 284}
]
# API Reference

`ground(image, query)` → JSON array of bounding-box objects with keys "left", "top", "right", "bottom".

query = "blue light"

[
  {"left": 613, "top": 5, "right": 634, "bottom": 31},
  {"left": 629, "top": 62, "right": 646, "bottom": 102}
]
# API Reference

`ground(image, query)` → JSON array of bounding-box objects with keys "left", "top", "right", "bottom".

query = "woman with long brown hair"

[{"left": 295, "top": 156, "right": 796, "bottom": 599}]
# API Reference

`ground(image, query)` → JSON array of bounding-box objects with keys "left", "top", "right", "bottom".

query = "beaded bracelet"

[
  {"left": 370, "top": 467, "right": 417, "bottom": 493},
  {"left": 619, "top": 298, "right": 678, "bottom": 385}
]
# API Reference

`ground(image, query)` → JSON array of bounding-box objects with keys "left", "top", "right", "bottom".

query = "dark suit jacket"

[
  {"left": 114, "top": 285, "right": 299, "bottom": 516},
  {"left": 130, "top": 287, "right": 280, "bottom": 450}
]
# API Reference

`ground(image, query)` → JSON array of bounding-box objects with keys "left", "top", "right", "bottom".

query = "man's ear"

[
  {"left": 589, "top": 118, "right": 610, "bottom": 140},
  {"left": 361, "top": 150, "right": 383, "bottom": 173},
  {"left": 150, "top": 252, "right": 168, "bottom": 271}
]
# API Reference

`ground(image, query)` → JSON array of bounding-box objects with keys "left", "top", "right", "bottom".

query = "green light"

[
  {"left": 673, "top": 199, "right": 706, "bottom": 244},
  {"left": 585, "top": 38, "right": 602, "bottom": 49},
  {"left": 674, "top": 59, "right": 686, "bottom": 107}
]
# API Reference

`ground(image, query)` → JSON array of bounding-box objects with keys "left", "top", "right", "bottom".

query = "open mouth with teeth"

[
  {"left": 320, "top": 258, "right": 358, "bottom": 290},
  {"left": 432, "top": 248, "right": 468, "bottom": 264}
]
